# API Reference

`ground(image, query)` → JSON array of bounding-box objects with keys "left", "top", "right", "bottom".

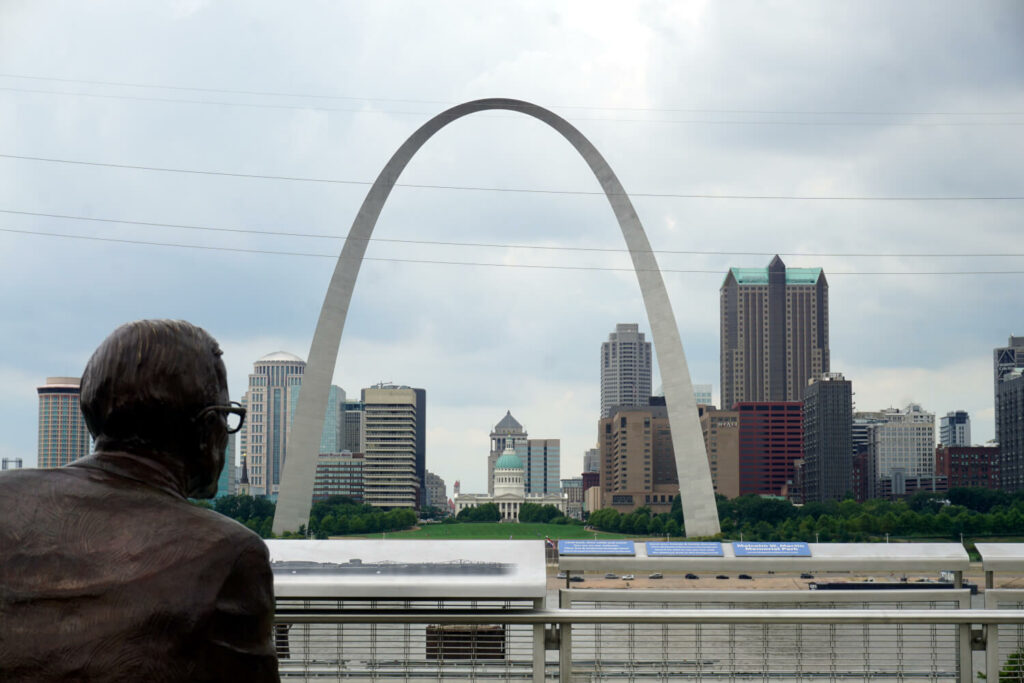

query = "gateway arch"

[{"left": 272, "top": 98, "right": 721, "bottom": 538}]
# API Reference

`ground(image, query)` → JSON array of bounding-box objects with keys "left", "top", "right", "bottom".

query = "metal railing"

[{"left": 273, "top": 603, "right": 1024, "bottom": 682}]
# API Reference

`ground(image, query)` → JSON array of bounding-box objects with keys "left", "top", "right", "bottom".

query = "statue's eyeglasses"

[{"left": 195, "top": 401, "right": 247, "bottom": 434}]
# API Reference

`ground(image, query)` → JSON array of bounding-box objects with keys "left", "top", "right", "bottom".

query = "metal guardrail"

[{"left": 273, "top": 607, "right": 1024, "bottom": 682}]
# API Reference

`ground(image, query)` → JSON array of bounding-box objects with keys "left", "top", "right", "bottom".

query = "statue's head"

[{"left": 81, "top": 320, "right": 233, "bottom": 498}]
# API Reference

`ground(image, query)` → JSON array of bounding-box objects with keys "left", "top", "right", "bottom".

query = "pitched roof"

[{"left": 494, "top": 410, "right": 523, "bottom": 432}]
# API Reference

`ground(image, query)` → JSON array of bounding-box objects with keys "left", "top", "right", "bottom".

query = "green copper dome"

[{"left": 495, "top": 452, "right": 523, "bottom": 470}]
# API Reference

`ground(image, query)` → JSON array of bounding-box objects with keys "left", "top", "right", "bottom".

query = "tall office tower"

[
  {"left": 997, "top": 370, "right": 1024, "bottom": 492},
  {"left": 516, "top": 438, "right": 560, "bottom": 495},
  {"left": 994, "top": 336, "right": 1024, "bottom": 427},
  {"left": 600, "top": 324, "right": 653, "bottom": 418},
  {"left": 288, "top": 384, "right": 346, "bottom": 454},
  {"left": 735, "top": 402, "right": 803, "bottom": 496},
  {"left": 242, "top": 352, "right": 306, "bottom": 497},
  {"left": 488, "top": 411, "right": 527, "bottom": 495},
  {"left": 215, "top": 433, "right": 237, "bottom": 498},
  {"left": 598, "top": 404, "right": 678, "bottom": 514},
  {"left": 801, "top": 373, "right": 853, "bottom": 503},
  {"left": 939, "top": 411, "right": 971, "bottom": 447},
  {"left": 37, "top": 377, "right": 90, "bottom": 468},
  {"left": 342, "top": 401, "right": 365, "bottom": 453},
  {"left": 867, "top": 404, "right": 936, "bottom": 481},
  {"left": 424, "top": 470, "right": 447, "bottom": 509},
  {"left": 361, "top": 383, "right": 426, "bottom": 508},
  {"left": 1, "top": 458, "right": 23, "bottom": 470},
  {"left": 693, "top": 384, "right": 713, "bottom": 406},
  {"left": 699, "top": 405, "right": 740, "bottom": 499},
  {"left": 583, "top": 447, "right": 600, "bottom": 473},
  {"left": 720, "top": 256, "right": 829, "bottom": 411}
]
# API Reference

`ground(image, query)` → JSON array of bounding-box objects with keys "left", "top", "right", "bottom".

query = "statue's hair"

[{"left": 81, "top": 320, "right": 226, "bottom": 449}]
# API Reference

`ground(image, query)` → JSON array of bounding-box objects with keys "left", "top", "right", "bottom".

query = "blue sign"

[
  {"left": 558, "top": 540, "right": 636, "bottom": 556},
  {"left": 645, "top": 542, "right": 724, "bottom": 557},
  {"left": 733, "top": 542, "right": 811, "bottom": 557}
]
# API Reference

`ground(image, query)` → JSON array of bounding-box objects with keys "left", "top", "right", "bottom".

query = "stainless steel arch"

[{"left": 272, "top": 98, "right": 721, "bottom": 537}]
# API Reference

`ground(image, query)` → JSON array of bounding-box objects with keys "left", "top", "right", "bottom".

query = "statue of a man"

[{"left": 0, "top": 320, "right": 279, "bottom": 681}]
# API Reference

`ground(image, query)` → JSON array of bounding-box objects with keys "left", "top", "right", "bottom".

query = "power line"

[
  {"left": 3, "top": 153, "right": 1021, "bottom": 201},
  {"left": 5, "top": 84, "right": 1023, "bottom": 127},
  {"left": 2, "top": 72, "right": 1022, "bottom": 117},
  {"left": 3, "top": 226, "right": 1024, "bottom": 276},
  {"left": 4, "top": 207, "right": 1022, "bottom": 258}
]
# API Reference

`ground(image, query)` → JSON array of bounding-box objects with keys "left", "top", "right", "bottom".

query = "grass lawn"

[{"left": 379, "top": 522, "right": 634, "bottom": 540}]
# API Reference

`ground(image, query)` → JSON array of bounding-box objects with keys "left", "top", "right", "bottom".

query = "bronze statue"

[{"left": 0, "top": 320, "right": 280, "bottom": 681}]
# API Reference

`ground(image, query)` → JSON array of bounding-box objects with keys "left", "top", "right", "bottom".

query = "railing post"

[
  {"left": 558, "top": 590, "right": 573, "bottom": 682},
  {"left": 956, "top": 589, "right": 972, "bottom": 683},
  {"left": 533, "top": 597, "right": 545, "bottom": 683},
  {"left": 986, "top": 591, "right": 1000, "bottom": 683}
]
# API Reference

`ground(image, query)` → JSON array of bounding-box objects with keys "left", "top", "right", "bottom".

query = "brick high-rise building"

[
  {"left": 720, "top": 256, "right": 828, "bottom": 411},
  {"left": 935, "top": 445, "right": 999, "bottom": 490},
  {"left": 699, "top": 405, "right": 739, "bottom": 499},
  {"left": 801, "top": 373, "right": 853, "bottom": 502},
  {"left": 600, "top": 324, "right": 652, "bottom": 418},
  {"left": 37, "top": 377, "right": 90, "bottom": 468},
  {"left": 598, "top": 404, "right": 678, "bottom": 514},
  {"left": 735, "top": 402, "right": 803, "bottom": 496}
]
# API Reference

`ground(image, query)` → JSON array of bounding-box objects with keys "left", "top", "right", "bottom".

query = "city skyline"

[{"left": 2, "top": 2, "right": 1021, "bottom": 496}]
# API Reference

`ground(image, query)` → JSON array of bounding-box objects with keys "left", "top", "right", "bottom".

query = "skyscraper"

[
  {"left": 242, "top": 351, "right": 306, "bottom": 497},
  {"left": 37, "top": 377, "right": 90, "bottom": 468},
  {"left": 693, "top": 384, "right": 713, "bottom": 406},
  {"left": 488, "top": 411, "right": 527, "bottom": 495},
  {"left": 939, "top": 411, "right": 971, "bottom": 447},
  {"left": 868, "top": 404, "right": 936, "bottom": 481},
  {"left": 598, "top": 403, "right": 678, "bottom": 514},
  {"left": 997, "top": 370, "right": 1024, "bottom": 492},
  {"left": 582, "top": 447, "right": 600, "bottom": 473},
  {"left": 361, "top": 383, "right": 426, "bottom": 508},
  {"left": 801, "top": 373, "right": 853, "bottom": 502},
  {"left": 720, "top": 255, "right": 829, "bottom": 411},
  {"left": 994, "top": 337, "right": 1024, "bottom": 427},
  {"left": 516, "top": 438, "right": 560, "bottom": 495},
  {"left": 288, "top": 384, "right": 346, "bottom": 454},
  {"left": 699, "top": 405, "right": 739, "bottom": 499},
  {"left": 600, "top": 323, "right": 652, "bottom": 418},
  {"left": 341, "top": 400, "right": 365, "bottom": 453},
  {"left": 735, "top": 402, "right": 803, "bottom": 496}
]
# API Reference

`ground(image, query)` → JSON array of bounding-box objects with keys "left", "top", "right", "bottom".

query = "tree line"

[
  {"left": 587, "top": 488, "right": 1024, "bottom": 543},
  {"left": 201, "top": 494, "right": 418, "bottom": 538}
]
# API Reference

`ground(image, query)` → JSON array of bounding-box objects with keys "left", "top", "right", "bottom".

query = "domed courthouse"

[{"left": 454, "top": 440, "right": 566, "bottom": 521}]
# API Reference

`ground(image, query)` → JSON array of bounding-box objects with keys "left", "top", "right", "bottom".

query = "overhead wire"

[
  {"left": 3, "top": 226, "right": 1023, "bottom": 276},
  {"left": 2, "top": 153, "right": 1021, "bottom": 201},
  {"left": 3, "top": 84, "right": 1023, "bottom": 127},
  {"left": 2, "top": 207, "right": 1022, "bottom": 258},
  {"left": 2, "top": 72, "right": 1021, "bottom": 117}
]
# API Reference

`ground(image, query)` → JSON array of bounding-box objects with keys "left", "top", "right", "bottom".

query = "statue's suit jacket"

[{"left": 0, "top": 452, "right": 280, "bottom": 682}]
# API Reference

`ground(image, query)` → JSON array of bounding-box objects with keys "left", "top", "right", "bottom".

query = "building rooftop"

[
  {"left": 727, "top": 266, "right": 823, "bottom": 286},
  {"left": 257, "top": 351, "right": 305, "bottom": 363},
  {"left": 493, "top": 410, "right": 523, "bottom": 432}
]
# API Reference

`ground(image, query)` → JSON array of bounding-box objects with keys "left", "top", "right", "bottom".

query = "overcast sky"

[{"left": 1, "top": 1, "right": 1022, "bottom": 494}]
